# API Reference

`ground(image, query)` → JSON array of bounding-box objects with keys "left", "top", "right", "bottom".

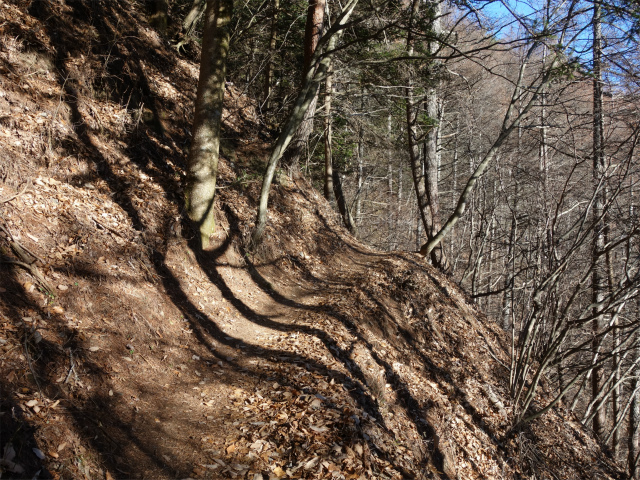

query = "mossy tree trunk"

[{"left": 186, "top": 0, "right": 232, "bottom": 249}]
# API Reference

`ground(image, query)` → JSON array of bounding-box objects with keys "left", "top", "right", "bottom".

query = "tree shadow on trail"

[{"left": 170, "top": 204, "right": 460, "bottom": 478}]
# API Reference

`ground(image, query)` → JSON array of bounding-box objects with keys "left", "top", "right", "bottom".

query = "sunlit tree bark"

[{"left": 185, "top": 0, "right": 232, "bottom": 249}]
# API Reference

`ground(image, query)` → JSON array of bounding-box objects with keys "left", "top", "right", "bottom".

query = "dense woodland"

[
  {"left": 177, "top": 0, "right": 640, "bottom": 474},
  {"left": 0, "top": 0, "right": 640, "bottom": 478}
]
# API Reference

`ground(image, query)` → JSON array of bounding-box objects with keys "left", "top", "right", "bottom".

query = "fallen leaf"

[
  {"left": 272, "top": 466, "right": 286, "bottom": 478},
  {"left": 26, "top": 399, "right": 38, "bottom": 407},
  {"left": 191, "top": 465, "right": 206, "bottom": 477},
  {"left": 309, "top": 425, "right": 329, "bottom": 433},
  {"left": 57, "top": 285, "right": 68, "bottom": 291},
  {"left": 304, "top": 456, "right": 320, "bottom": 470}
]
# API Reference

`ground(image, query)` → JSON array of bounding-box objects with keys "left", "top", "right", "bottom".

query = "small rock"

[{"left": 32, "top": 448, "right": 46, "bottom": 460}]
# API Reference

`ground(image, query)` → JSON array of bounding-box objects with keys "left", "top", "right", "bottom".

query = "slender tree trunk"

[
  {"left": 185, "top": 0, "right": 232, "bottom": 249},
  {"left": 281, "top": 0, "right": 326, "bottom": 176},
  {"left": 630, "top": 311, "right": 640, "bottom": 478},
  {"left": 263, "top": 0, "right": 280, "bottom": 110},
  {"left": 502, "top": 209, "right": 516, "bottom": 330},
  {"left": 422, "top": 51, "right": 449, "bottom": 270},
  {"left": 332, "top": 165, "right": 357, "bottom": 234},
  {"left": 450, "top": 118, "right": 459, "bottom": 270},
  {"left": 591, "top": 0, "right": 607, "bottom": 440},
  {"left": 611, "top": 324, "right": 621, "bottom": 458},
  {"left": 397, "top": 164, "right": 403, "bottom": 248},
  {"left": 323, "top": 59, "right": 334, "bottom": 200},
  {"left": 328, "top": 80, "right": 356, "bottom": 234},
  {"left": 405, "top": 1, "right": 429, "bottom": 255},
  {"left": 356, "top": 109, "right": 364, "bottom": 227},
  {"left": 387, "top": 114, "right": 394, "bottom": 249},
  {"left": 181, "top": 0, "right": 206, "bottom": 43},
  {"left": 628, "top": 187, "right": 639, "bottom": 478}
]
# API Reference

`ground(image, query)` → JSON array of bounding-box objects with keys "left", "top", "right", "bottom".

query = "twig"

[
  {"left": 64, "top": 349, "right": 76, "bottom": 384},
  {"left": 134, "top": 312, "right": 161, "bottom": 338},
  {"left": 0, "top": 181, "right": 31, "bottom": 204},
  {"left": 0, "top": 222, "right": 45, "bottom": 264},
  {"left": 0, "top": 344, "right": 19, "bottom": 359},
  {"left": 92, "top": 217, "right": 131, "bottom": 241},
  {"left": 0, "top": 257, "right": 54, "bottom": 295}
]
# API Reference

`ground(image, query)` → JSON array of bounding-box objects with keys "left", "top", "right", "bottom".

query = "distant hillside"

[{"left": 0, "top": 0, "right": 624, "bottom": 479}]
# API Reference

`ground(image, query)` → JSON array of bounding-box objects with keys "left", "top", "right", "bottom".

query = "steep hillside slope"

[{"left": 0, "top": 1, "right": 624, "bottom": 479}]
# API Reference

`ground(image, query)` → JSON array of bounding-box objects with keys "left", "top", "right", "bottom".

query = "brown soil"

[{"left": 0, "top": 0, "right": 625, "bottom": 479}]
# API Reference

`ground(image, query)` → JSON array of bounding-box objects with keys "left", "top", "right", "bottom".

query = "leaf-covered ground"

[{"left": 0, "top": 0, "right": 625, "bottom": 478}]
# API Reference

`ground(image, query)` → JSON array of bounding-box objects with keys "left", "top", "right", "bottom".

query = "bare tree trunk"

[
  {"left": 404, "top": 0, "right": 448, "bottom": 270},
  {"left": 332, "top": 166, "right": 357, "bottom": 234},
  {"left": 185, "top": 0, "right": 232, "bottom": 249},
  {"left": 502, "top": 208, "right": 516, "bottom": 330},
  {"left": 611, "top": 325, "right": 621, "bottom": 458},
  {"left": 591, "top": 0, "right": 607, "bottom": 440},
  {"left": 281, "top": 0, "right": 326, "bottom": 176},
  {"left": 405, "top": 0, "right": 429, "bottom": 256},
  {"left": 387, "top": 114, "right": 394, "bottom": 249},
  {"left": 356, "top": 111, "right": 364, "bottom": 227},
  {"left": 323, "top": 59, "right": 334, "bottom": 200},
  {"left": 450, "top": 120, "right": 459, "bottom": 270},
  {"left": 422, "top": 54, "right": 449, "bottom": 269},
  {"left": 263, "top": 0, "right": 280, "bottom": 110},
  {"left": 397, "top": 164, "right": 403, "bottom": 249},
  {"left": 177, "top": 0, "right": 206, "bottom": 51},
  {"left": 630, "top": 318, "right": 640, "bottom": 478}
]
